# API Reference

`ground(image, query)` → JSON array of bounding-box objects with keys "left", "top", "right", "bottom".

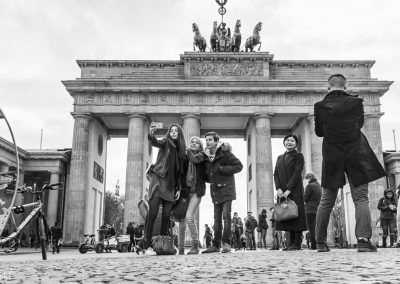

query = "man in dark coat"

[
  {"left": 314, "top": 74, "right": 386, "bottom": 253},
  {"left": 50, "top": 221, "right": 62, "bottom": 254},
  {"left": 304, "top": 172, "right": 322, "bottom": 250},
  {"left": 202, "top": 132, "right": 243, "bottom": 254},
  {"left": 245, "top": 212, "right": 258, "bottom": 250}
]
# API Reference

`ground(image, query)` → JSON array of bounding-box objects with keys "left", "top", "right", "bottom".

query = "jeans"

[
  {"left": 381, "top": 218, "right": 396, "bottom": 237},
  {"left": 260, "top": 228, "right": 267, "bottom": 248},
  {"left": 178, "top": 193, "right": 202, "bottom": 250},
  {"left": 247, "top": 231, "right": 256, "bottom": 249},
  {"left": 145, "top": 197, "right": 174, "bottom": 249},
  {"left": 213, "top": 200, "right": 232, "bottom": 247},
  {"left": 52, "top": 238, "right": 60, "bottom": 253},
  {"left": 316, "top": 182, "right": 371, "bottom": 244},
  {"left": 306, "top": 213, "right": 317, "bottom": 249},
  {"left": 232, "top": 230, "right": 242, "bottom": 249}
]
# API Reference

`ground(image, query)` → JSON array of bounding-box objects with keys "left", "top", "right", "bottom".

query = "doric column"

[
  {"left": 124, "top": 114, "right": 146, "bottom": 229},
  {"left": 46, "top": 171, "right": 60, "bottom": 228},
  {"left": 64, "top": 113, "right": 91, "bottom": 244},
  {"left": 182, "top": 114, "right": 201, "bottom": 243},
  {"left": 307, "top": 114, "right": 323, "bottom": 179},
  {"left": 254, "top": 114, "right": 274, "bottom": 212},
  {"left": 363, "top": 112, "right": 386, "bottom": 244}
]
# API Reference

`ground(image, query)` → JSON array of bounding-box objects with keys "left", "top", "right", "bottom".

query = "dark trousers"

[
  {"left": 52, "top": 238, "right": 60, "bottom": 253},
  {"left": 381, "top": 218, "right": 396, "bottom": 237},
  {"left": 205, "top": 236, "right": 211, "bottom": 248},
  {"left": 247, "top": 231, "right": 256, "bottom": 249},
  {"left": 306, "top": 213, "right": 317, "bottom": 249},
  {"left": 145, "top": 197, "right": 173, "bottom": 248},
  {"left": 213, "top": 200, "right": 232, "bottom": 247},
  {"left": 233, "top": 230, "right": 242, "bottom": 249},
  {"left": 260, "top": 228, "right": 267, "bottom": 248}
]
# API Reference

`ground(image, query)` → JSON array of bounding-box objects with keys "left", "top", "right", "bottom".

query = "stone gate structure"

[{"left": 62, "top": 51, "right": 392, "bottom": 245}]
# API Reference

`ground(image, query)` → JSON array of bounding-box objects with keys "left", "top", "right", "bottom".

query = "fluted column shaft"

[
  {"left": 124, "top": 114, "right": 146, "bottom": 229},
  {"left": 363, "top": 113, "right": 386, "bottom": 243},
  {"left": 307, "top": 114, "right": 323, "bottom": 179},
  {"left": 64, "top": 113, "right": 91, "bottom": 244},
  {"left": 46, "top": 171, "right": 60, "bottom": 227},
  {"left": 254, "top": 114, "right": 274, "bottom": 212}
]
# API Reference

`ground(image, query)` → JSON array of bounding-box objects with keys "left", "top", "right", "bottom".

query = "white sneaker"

[{"left": 145, "top": 247, "right": 156, "bottom": 256}]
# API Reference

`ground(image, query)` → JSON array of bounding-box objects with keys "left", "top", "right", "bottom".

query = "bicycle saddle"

[
  {"left": 84, "top": 234, "right": 89, "bottom": 237},
  {"left": 89, "top": 234, "right": 95, "bottom": 237}
]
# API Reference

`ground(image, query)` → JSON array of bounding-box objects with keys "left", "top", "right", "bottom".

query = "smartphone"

[{"left": 153, "top": 122, "right": 163, "bottom": 129}]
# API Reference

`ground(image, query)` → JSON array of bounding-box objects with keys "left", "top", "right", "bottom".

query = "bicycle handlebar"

[{"left": 18, "top": 182, "right": 63, "bottom": 194}]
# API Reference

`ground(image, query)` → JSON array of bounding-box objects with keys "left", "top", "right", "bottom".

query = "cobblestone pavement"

[{"left": 0, "top": 247, "right": 400, "bottom": 283}]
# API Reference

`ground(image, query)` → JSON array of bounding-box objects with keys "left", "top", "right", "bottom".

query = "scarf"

[{"left": 186, "top": 149, "right": 204, "bottom": 187}]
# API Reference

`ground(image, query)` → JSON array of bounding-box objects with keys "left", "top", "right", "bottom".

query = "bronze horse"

[
  {"left": 231, "top": 19, "right": 241, "bottom": 52},
  {"left": 192, "top": 23, "right": 207, "bottom": 52},
  {"left": 210, "top": 21, "right": 219, "bottom": 52},
  {"left": 245, "top": 22, "right": 262, "bottom": 52}
]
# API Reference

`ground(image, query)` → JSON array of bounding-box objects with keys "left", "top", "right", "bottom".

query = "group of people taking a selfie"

[{"left": 143, "top": 73, "right": 392, "bottom": 255}]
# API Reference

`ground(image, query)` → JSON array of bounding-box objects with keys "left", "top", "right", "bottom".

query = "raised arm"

[{"left": 148, "top": 122, "right": 166, "bottom": 148}]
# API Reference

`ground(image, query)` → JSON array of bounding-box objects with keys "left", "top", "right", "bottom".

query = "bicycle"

[
  {"left": 0, "top": 182, "right": 63, "bottom": 260},
  {"left": 79, "top": 233, "right": 97, "bottom": 254}
]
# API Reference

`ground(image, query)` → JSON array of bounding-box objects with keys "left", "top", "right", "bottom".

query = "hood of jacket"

[
  {"left": 384, "top": 188, "right": 395, "bottom": 200},
  {"left": 204, "top": 142, "right": 232, "bottom": 160}
]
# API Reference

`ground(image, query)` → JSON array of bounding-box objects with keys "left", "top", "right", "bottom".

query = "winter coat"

[
  {"left": 258, "top": 214, "right": 269, "bottom": 230},
  {"left": 204, "top": 142, "right": 243, "bottom": 204},
  {"left": 245, "top": 216, "right": 258, "bottom": 232},
  {"left": 304, "top": 179, "right": 322, "bottom": 214},
  {"left": 314, "top": 90, "right": 386, "bottom": 188},
  {"left": 273, "top": 150, "right": 307, "bottom": 232},
  {"left": 378, "top": 189, "right": 397, "bottom": 219},
  {"left": 50, "top": 225, "right": 62, "bottom": 239},
  {"left": 182, "top": 150, "right": 206, "bottom": 197}
]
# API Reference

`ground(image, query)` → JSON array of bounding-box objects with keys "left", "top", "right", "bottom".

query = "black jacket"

[
  {"left": 258, "top": 214, "right": 269, "bottom": 230},
  {"left": 378, "top": 189, "right": 397, "bottom": 220},
  {"left": 50, "top": 225, "right": 62, "bottom": 239},
  {"left": 314, "top": 90, "right": 386, "bottom": 188},
  {"left": 304, "top": 179, "right": 322, "bottom": 214},
  {"left": 204, "top": 143, "right": 243, "bottom": 204},
  {"left": 245, "top": 216, "right": 258, "bottom": 232}
]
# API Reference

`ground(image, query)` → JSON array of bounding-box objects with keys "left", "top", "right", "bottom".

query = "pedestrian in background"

[
  {"left": 314, "top": 74, "right": 386, "bottom": 253},
  {"left": 126, "top": 222, "right": 135, "bottom": 252},
  {"left": 245, "top": 211, "right": 258, "bottom": 250},
  {"left": 231, "top": 212, "right": 242, "bottom": 250},
  {"left": 50, "top": 221, "right": 63, "bottom": 254},
  {"left": 304, "top": 172, "right": 322, "bottom": 250},
  {"left": 29, "top": 230, "right": 35, "bottom": 248},
  {"left": 274, "top": 134, "right": 307, "bottom": 251},
  {"left": 378, "top": 189, "right": 397, "bottom": 247},
  {"left": 204, "top": 224, "right": 212, "bottom": 248},
  {"left": 258, "top": 209, "right": 268, "bottom": 249},
  {"left": 269, "top": 207, "right": 279, "bottom": 250}
]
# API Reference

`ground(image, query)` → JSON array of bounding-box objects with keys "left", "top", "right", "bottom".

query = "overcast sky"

[{"left": 1, "top": 0, "right": 399, "bottom": 235}]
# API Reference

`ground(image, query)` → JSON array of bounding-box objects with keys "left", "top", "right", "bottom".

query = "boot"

[
  {"left": 390, "top": 235, "right": 395, "bottom": 247},
  {"left": 187, "top": 241, "right": 199, "bottom": 255},
  {"left": 287, "top": 232, "right": 302, "bottom": 251},
  {"left": 382, "top": 236, "right": 387, "bottom": 248}
]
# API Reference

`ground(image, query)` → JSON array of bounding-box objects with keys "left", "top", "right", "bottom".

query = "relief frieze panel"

[{"left": 189, "top": 63, "right": 263, "bottom": 77}]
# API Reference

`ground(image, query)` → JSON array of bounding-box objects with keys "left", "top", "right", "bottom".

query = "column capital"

[
  {"left": 71, "top": 112, "right": 92, "bottom": 120},
  {"left": 364, "top": 112, "right": 384, "bottom": 119},
  {"left": 49, "top": 171, "right": 61, "bottom": 175},
  {"left": 253, "top": 112, "right": 274, "bottom": 120},
  {"left": 181, "top": 113, "right": 201, "bottom": 120},
  {"left": 126, "top": 113, "right": 147, "bottom": 120}
]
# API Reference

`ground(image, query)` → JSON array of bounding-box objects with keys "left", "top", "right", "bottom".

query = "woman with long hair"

[
  {"left": 378, "top": 189, "right": 397, "bottom": 247},
  {"left": 273, "top": 134, "right": 307, "bottom": 250},
  {"left": 178, "top": 136, "right": 206, "bottom": 255},
  {"left": 258, "top": 209, "right": 268, "bottom": 249},
  {"left": 145, "top": 123, "right": 186, "bottom": 255}
]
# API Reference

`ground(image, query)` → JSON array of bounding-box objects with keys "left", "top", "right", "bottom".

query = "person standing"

[
  {"left": 204, "top": 224, "right": 212, "bottom": 248},
  {"left": 29, "top": 230, "right": 35, "bottom": 248},
  {"left": 126, "top": 222, "right": 135, "bottom": 252},
  {"left": 274, "top": 134, "right": 308, "bottom": 251},
  {"left": 231, "top": 212, "right": 242, "bottom": 250},
  {"left": 269, "top": 207, "right": 279, "bottom": 250},
  {"left": 245, "top": 211, "right": 258, "bottom": 250},
  {"left": 177, "top": 136, "right": 206, "bottom": 255},
  {"left": 314, "top": 74, "right": 386, "bottom": 252},
  {"left": 202, "top": 132, "right": 243, "bottom": 254},
  {"left": 303, "top": 172, "right": 322, "bottom": 250},
  {"left": 50, "top": 221, "right": 63, "bottom": 254},
  {"left": 145, "top": 123, "right": 187, "bottom": 255},
  {"left": 258, "top": 209, "right": 269, "bottom": 250},
  {"left": 378, "top": 189, "right": 397, "bottom": 247}
]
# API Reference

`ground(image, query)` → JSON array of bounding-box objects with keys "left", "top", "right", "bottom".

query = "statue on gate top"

[{"left": 191, "top": 0, "right": 262, "bottom": 53}]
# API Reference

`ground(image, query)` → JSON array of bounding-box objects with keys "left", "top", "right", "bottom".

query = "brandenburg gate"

[{"left": 62, "top": 51, "right": 392, "bottom": 245}]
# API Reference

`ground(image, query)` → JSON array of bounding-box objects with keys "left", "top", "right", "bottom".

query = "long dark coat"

[
  {"left": 314, "top": 90, "right": 386, "bottom": 188},
  {"left": 273, "top": 150, "right": 307, "bottom": 232}
]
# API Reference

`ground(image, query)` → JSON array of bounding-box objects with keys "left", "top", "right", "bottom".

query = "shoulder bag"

[{"left": 273, "top": 198, "right": 299, "bottom": 222}]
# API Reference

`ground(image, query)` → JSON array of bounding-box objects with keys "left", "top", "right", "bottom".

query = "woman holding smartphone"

[{"left": 145, "top": 122, "right": 187, "bottom": 255}]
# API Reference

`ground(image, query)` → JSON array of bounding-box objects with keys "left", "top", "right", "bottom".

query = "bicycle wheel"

[{"left": 38, "top": 216, "right": 47, "bottom": 260}]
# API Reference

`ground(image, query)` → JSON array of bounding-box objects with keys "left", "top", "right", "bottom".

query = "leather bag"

[
  {"left": 273, "top": 198, "right": 299, "bottom": 222},
  {"left": 171, "top": 196, "right": 190, "bottom": 221},
  {"left": 151, "top": 235, "right": 177, "bottom": 255}
]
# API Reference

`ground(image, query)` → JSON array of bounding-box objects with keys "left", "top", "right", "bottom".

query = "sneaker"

[
  {"left": 317, "top": 243, "right": 330, "bottom": 252},
  {"left": 145, "top": 247, "right": 156, "bottom": 256},
  {"left": 357, "top": 239, "right": 377, "bottom": 252},
  {"left": 187, "top": 245, "right": 199, "bottom": 255},
  {"left": 221, "top": 243, "right": 231, "bottom": 253},
  {"left": 202, "top": 245, "right": 220, "bottom": 254}
]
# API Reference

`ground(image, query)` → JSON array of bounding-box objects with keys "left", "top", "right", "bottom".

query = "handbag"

[
  {"left": 151, "top": 235, "right": 177, "bottom": 255},
  {"left": 171, "top": 196, "right": 190, "bottom": 221},
  {"left": 273, "top": 198, "right": 299, "bottom": 222}
]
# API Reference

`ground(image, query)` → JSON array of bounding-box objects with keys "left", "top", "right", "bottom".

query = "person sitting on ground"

[{"left": 378, "top": 189, "right": 397, "bottom": 247}]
